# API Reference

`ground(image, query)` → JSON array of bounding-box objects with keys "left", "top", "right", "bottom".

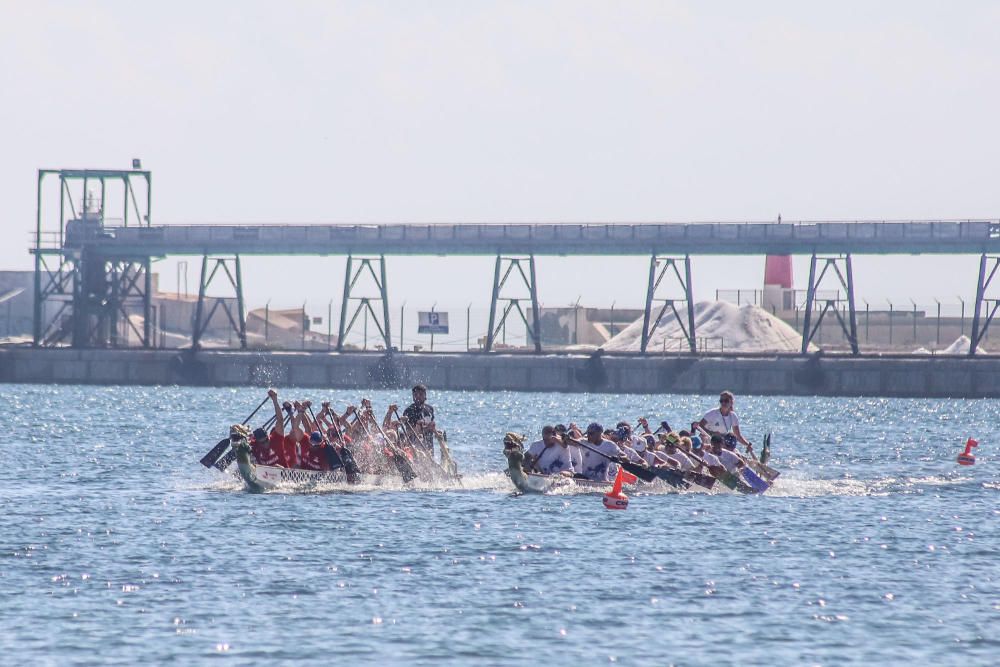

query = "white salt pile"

[
  {"left": 939, "top": 335, "right": 987, "bottom": 355},
  {"left": 603, "top": 301, "right": 815, "bottom": 353}
]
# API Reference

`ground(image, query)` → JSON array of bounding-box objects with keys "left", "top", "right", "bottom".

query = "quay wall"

[{"left": 1, "top": 348, "right": 999, "bottom": 398}]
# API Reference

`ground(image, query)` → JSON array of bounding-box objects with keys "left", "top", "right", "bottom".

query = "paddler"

[
  {"left": 554, "top": 424, "right": 585, "bottom": 476},
  {"left": 710, "top": 433, "right": 747, "bottom": 475},
  {"left": 524, "top": 425, "right": 574, "bottom": 476},
  {"left": 690, "top": 435, "right": 726, "bottom": 478},
  {"left": 251, "top": 389, "right": 290, "bottom": 467},
  {"left": 298, "top": 431, "right": 332, "bottom": 471},
  {"left": 656, "top": 433, "right": 695, "bottom": 471},
  {"left": 402, "top": 384, "right": 436, "bottom": 455},
  {"left": 566, "top": 422, "right": 621, "bottom": 482},
  {"left": 695, "top": 391, "right": 752, "bottom": 449}
]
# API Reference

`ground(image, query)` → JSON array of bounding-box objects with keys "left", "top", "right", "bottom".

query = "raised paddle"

[
  {"left": 199, "top": 394, "right": 270, "bottom": 468},
  {"left": 214, "top": 410, "right": 291, "bottom": 472},
  {"left": 391, "top": 406, "right": 459, "bottom": 478},
  {"left": 352, "top": 406, "right": 417, "bottom": 483},
  {"left": 374, "top": 408, "right": 451, "bottom": 480},
  {"left": 435, "top": 430, "right": 460, "bottom": 478},
  {"left": 315, "top": 405, "right": 361, "bottom": 483}
]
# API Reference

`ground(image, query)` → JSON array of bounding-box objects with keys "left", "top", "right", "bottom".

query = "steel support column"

[
  {"left": 191, "top": 255, "right": 247, "bottom": 350},
  {"left": 800, "top": 253, "right": 859, "bottom": 354},
  {"left": 484, "top": 255, "right": 542, "bottom": 353},
  {"left": 640, "top": 254, "right": 696, "bottom": 354},
  {"left": 969, "top": 254, "right": 1000, "bottom": 355},
  {"left": 337, "top": 255, "right": 391, "bottom": 351}
]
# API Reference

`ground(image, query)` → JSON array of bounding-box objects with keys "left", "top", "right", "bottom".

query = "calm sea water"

[{"left": 1, "top": 384, "right": 998, "bottom": 666}]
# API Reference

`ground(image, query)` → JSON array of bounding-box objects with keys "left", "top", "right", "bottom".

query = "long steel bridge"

[
  {"left": 66, "top": 219, "right": 1000, "bottom": 257},
  {"left": 31, "top": 168, "right": 1000, "bottom": 355}
]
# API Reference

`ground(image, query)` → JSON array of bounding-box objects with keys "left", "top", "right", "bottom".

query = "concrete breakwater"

[{"left": 1, "top": 348, "right": 999, "bottom": 398}]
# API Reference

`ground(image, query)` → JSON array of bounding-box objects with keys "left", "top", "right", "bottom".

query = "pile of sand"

[
  {"left": 939, "top": 335, "right": 987, "bottom": 355},
  {"left": 603, "top": 301, "right": 814, "bottom": 353}
]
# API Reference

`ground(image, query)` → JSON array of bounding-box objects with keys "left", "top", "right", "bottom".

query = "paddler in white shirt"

[
  {"left": 658, "top": 433, "right": 695, "bottom": 471},
  {"left": 709, "top": 433, "right": 747, "bottom": 474},
  {"left": 554, "top": 424, "right": 585, "bottom": 475},
  {"left": 566, "top": 422, "right": 621, "bottom": 481},
  {"left": 613, "top": 423, "right": 647, "bottom": 465},
  {"left": 689, "top": 435, "right": 726, "bottom": 478},
  {"left": 524, "top": 425, "right": 574, "bottom": 476},
  {"left": 696, "top": 390, "right": 752, "bottom": 449}
]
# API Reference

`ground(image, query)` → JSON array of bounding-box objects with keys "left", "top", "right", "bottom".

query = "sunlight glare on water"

[{"left": 1, "top": 384, "right": 998, "bottom": 665}]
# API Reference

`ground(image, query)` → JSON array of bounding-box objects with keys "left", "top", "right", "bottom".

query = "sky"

[{"left": 3, "top": 0, "right": 1000, "bottom": 339}]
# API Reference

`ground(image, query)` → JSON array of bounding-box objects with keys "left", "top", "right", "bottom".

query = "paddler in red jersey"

[
  {"left": 298, "top": 431, "right": 331, "bottom": 471},
  {"left": 251, "top": 389, "right": 291, "bottom": 467},
  {"left": 284, "top": 401, "right": 315, "bottom": 468}
]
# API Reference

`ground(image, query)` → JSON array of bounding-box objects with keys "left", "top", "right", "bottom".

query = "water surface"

[{"left": 1, "top": 385, "right": 998, "bottom": 665}]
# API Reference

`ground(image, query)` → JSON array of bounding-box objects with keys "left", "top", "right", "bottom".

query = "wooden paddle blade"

[
  {"left": 393, "top": 455, "right": 418, "bottom": 483},
  {"left": 214, "top": 449, "right": 237, "bottom": 472},
  {"left": 618, "top": 459, "right": 657, "bottom": 483},
  {"left": 199, "top": 438, "right": 230, "bottom": 468},
  {"left": 653, "top": 467, "right": 688, "bottom": 489},
  {"left": 683, "top": 470, "right": 716, "bottom": 489}
]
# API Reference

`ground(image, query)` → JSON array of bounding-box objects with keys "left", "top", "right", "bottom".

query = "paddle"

[
  {"left": 377, "top": 408, "right": 453, "bottom": 480},
  {"left": 199, "top": 395, "right": 270, "bottom": 468},
  {"left": 570, "top": 437, "right": 688, "bottom": 488},
  {"left": 642, "top": 426, "right": 715, "bottom": 490},
  {"left": 750, "top": 433, "right": 779, "bottom": 479},
  {"left": 760, "top": 432, "right": 771, "bottom": 465},
  {"left": 352, "top": 405, "right": 417, "bottom": 483},
  {"left": 214, "top": 409, "right": 292, "bottom": 472},
  {"left": 651, "top": 450, "right": 716, "bottom": 490},
  {"left": 391, "top": 406, "right": 459, "bottom": 478},
  {"left": 435, "top": 430, "right": 460, "bottom": 478},
  {"left": 685, "top": 441, "right": 762, "bottom": 494},
  {"left": 317, "top": 405, "right": 361, "bottom": 483},
  {"left": 693, "top": 424, "right": 778, "bottom": 483}
]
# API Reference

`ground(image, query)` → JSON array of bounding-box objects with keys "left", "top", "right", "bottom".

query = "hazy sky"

[{"left": 3, "top": 1, "right": 999, "bottom": 323}]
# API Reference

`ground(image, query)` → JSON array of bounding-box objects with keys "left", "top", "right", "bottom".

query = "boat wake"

[
  {"left": 764, "top": 472, "right": 982, "bottom": 498},
  {"left": 191, "top": 469, "right": 986, "bottom": 498}
]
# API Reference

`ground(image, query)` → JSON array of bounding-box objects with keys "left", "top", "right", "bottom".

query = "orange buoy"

[
  {"left": 603, "top": 467, "right": 629, "bottom": 510},
  {"left": 957, "top": 438, "right": 978, "bottom": 466}
]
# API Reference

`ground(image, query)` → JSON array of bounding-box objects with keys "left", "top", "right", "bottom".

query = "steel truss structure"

[
  {"left": 32, "top": 168, "right": 152, "bottom": 348},
  {"left": 192, "top": 256, "right": 246, "bottom": 350},
  {"left": 485, "top": 255, "right": 541, "bottom": 353},
  {"left": 969, "top": 254, "right": 1000, "bottom": 355},
  {"left": 338, "top": 255, "right": 391, "bottom": 351},
  {"left": 640, "top": 255, "right": 696, "bottom": 353},
  {"left": 800, "top": 254, "right": 859, "bottom": 355}
]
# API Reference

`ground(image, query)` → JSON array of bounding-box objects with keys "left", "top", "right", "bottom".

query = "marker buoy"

[
  {"left": 957, "top": 438, "right": 978, "bottom": 466},
  {"left": 603, "top": 467, "right": 629, "bottom": 510}
]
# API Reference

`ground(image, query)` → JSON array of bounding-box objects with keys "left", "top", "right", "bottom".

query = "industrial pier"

[
  {"left": 9, "top": 166, "right": 1000, "bottom": 398},
  {"left": 3, "top": 348, "right": 1000, "bottom": 398}
]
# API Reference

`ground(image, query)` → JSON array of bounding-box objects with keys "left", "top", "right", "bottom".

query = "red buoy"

[
  {"left": 957, "top": 438, "right": 978, "bottom": 466},
  {"left": 603, "top": 467, "right": 629, "bottom": 510}
]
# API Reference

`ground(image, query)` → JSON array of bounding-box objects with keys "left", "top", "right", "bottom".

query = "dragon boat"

[
  {"left": 502, "top": 442, "right": 630, "bottom": 494},
  {"left": 502, "top": 436, "right": 775, "bottom": 495},
  {"left": 230, "top": 439, "right": 460, "bottom": 493}
]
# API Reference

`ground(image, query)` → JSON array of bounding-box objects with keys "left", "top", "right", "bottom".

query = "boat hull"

[{"left": 235, "top": 460, "right": 353, "bottom": 492}]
